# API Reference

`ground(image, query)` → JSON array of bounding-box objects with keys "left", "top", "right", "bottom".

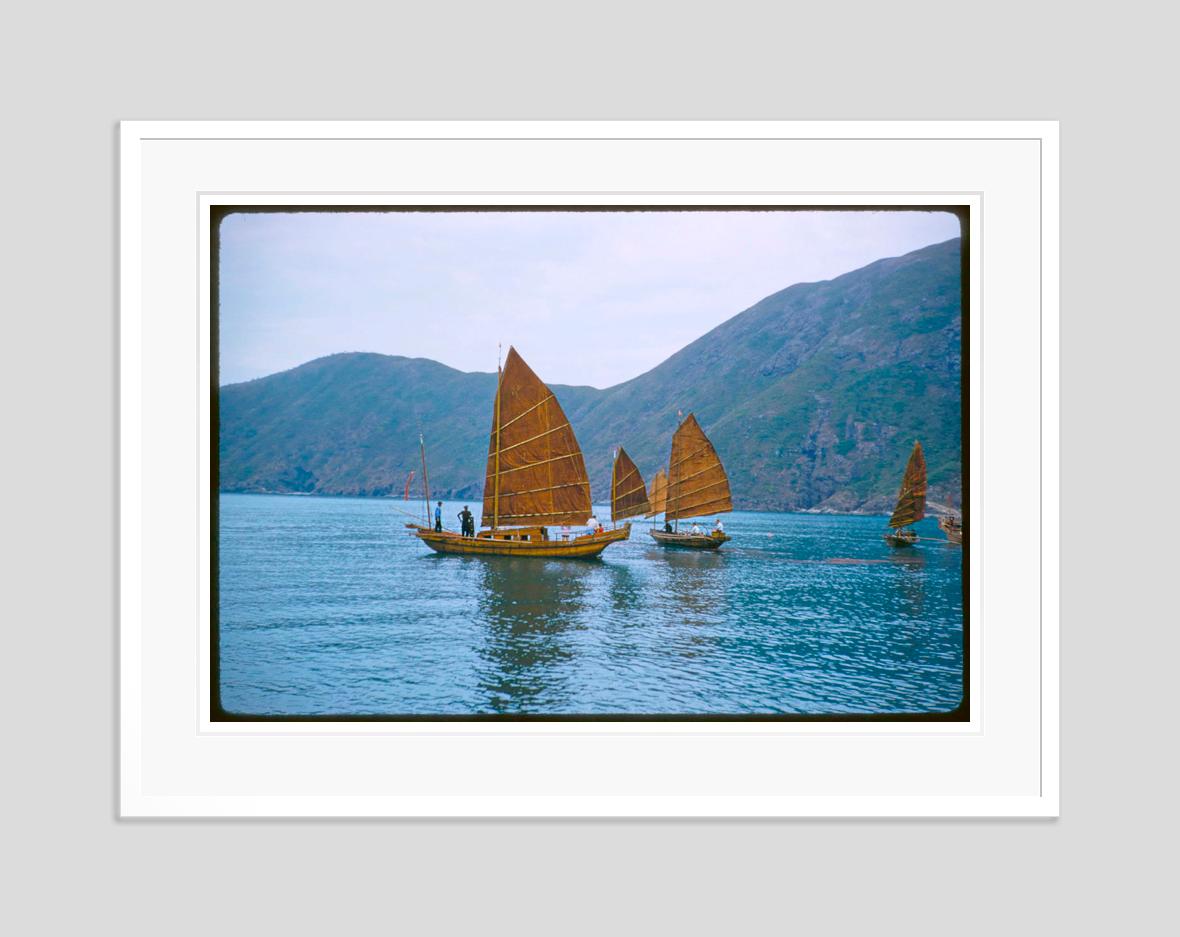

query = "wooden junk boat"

[
  {"left": 883, "top": 441, "right": 926, "bottom": 547},
  {"left": 938, "top": 514, "right": 963, "bottom": 545},
  {"left": 411, "top": 347, "right": 630, "bottom": 558},
  {"left": 649, "top": 414, "right": 733, "bottom": 550}
]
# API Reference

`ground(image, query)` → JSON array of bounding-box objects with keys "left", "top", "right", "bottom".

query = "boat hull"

[
  {"left": 938, "top": 516, "right": 963, "bottom": 544},
  {"left": 649, "top": 529, "right": 729, "bottom": 550},
  {"left": 412, "top": 523, "right": 630, "bottom": 558},
  {"left": 883, "top": 529, "right": 919, "bottom": 548}
]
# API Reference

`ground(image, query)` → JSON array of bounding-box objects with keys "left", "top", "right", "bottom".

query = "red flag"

[{"left": 403, "top": 470, "right": 415, "bottom": 500}]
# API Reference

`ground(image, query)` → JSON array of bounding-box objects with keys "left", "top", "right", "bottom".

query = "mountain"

[{"left": 219, "top": 237, "right": 962, "bottom": 513}]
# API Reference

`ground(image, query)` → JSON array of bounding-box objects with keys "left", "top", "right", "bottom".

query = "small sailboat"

[
  {"left": 884, "top": 441, "right": 926, "bottom": 547},
  {"left": 412, "top": 347, "right": 629, "bottom": 558},
  {"left": 650, "top": 413, "right": 732, "bottom": 550},
  {"left": 610, "top": 446, "right": 650, "bottom": 527},
  {"left": 938, "top": 514, "right": 963, "bottom": 545}
]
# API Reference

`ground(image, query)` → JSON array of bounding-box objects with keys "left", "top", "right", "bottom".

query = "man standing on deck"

[
  {"left": 434, "top": 501, "right": 443, "bottom": 532},
  {"left": 459, "top": 505, "right": 474, "bottom": 537}
]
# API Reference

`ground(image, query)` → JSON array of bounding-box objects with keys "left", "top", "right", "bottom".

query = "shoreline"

[{"left": 217, "top": 489, "right": 961, "bottom": 518}]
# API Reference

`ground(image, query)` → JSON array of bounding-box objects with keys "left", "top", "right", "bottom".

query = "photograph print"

[{"left": 213, "top": 206, "right": 967, "bottom": 720}]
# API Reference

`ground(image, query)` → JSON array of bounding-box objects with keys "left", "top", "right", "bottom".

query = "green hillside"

[{"left": 219, "top": 237, "right": 962, "bottom": 513}]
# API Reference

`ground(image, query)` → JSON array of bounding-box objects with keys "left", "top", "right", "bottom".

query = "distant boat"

[
  {"left": 611, "top": 446, "right": 650, "bottom": 525},
  {"left": 412, "top": 347, "right": 630, "bottom": 558},
  {"left": 884, "top": 441, "right": 926, "bottom": 547},
  {"left": 649, "top": 413, "right": 733, "bottom": 550},
  {"left": 939, "top": 514, "right": 963, "bottom": 545},
  {"left": 645, "top": 467, "right": 667, "bottom": 520}
]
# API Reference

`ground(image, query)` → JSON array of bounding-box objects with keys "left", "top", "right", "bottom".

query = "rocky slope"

[{"left": 219, "top": 237, "right": 963, "bottom": 512}]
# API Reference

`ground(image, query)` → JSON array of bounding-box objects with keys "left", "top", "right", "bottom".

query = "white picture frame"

[{"left": 120, "top": 120, "right": 1058, "bottom": 816}]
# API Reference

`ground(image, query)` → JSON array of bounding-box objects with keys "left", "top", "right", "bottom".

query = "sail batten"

[
  {"left": 482, "top": 347, "right": 592, "bottom": 528},
  {"left": 888, "top": 441, "right": 927, "bottom": 529},
  {"left": 665, "top": 414, "right": 733, "bottom": 521},
  {"left": 645, "top": 468, "right": 668, "bottom": 517},
  {"left": 611, "top": 447, "right": 650, "bottom": 522}
]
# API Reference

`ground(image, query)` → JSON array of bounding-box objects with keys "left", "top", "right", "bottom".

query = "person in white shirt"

[
  {"left": 585, "top": 514, "right": 599, "bottom": 533},
  {"left": 690, "top": 522, "right": 702, "bottom": 535},
  {"left": 713, "top": 519, "right": 725, "bottom": 536}
]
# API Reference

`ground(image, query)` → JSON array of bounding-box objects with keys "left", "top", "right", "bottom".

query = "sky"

[{"left": 218, "top": 209, "right": 961, "bottom": 388}]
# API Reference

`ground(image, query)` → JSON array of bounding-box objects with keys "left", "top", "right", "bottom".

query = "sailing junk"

[
  {"left": 645, "top": 468, "right": 667, "bottom": 518},
  {"left": 650, "top": 413, "right": 733, "bottom": 550},
  {"left": 939, "top": 514, "right": 963, "bottom": 545},
  {"left": 884, "top": 441, "right": 926, "bottom": 547},
  {"left": 413, "top": 347, "right": 630, "bottom": 558},
  {"left": 611, "top": 447, "right": 650, "bottom": 524}
]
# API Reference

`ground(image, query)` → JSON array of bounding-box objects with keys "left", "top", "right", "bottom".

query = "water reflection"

[
  {"left": 602, "top": 561, "right": 643, "bottom": 617},
  {"left": 474, "top": 558, "right": 591, "bottom": 712},
  {"left": 648, "top": 548, "right": 729, "bottom": 628},
  {"left": 893, "top": 550, "right": 928, "bottom": 617}
]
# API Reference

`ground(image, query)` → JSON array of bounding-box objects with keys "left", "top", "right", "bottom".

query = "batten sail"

[
  {"left": 645, "top": 468, "right": 668, "bottom": 517},
  {"left": 610, "top": 447, "right": 650, "bottom": 523},
  {"left": 481, "top": 347, "right": 592, "bottom": 528},
  {"left": 888, "top": 441, "right": 927, "bottom": 528},
  {"left": 665, "top": 414, "right": 733, "bottom": 521}
]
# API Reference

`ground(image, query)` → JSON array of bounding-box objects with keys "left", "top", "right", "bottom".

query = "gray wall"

[{"left": 4, "top": 1, "right": 1171, "bottom": 932}]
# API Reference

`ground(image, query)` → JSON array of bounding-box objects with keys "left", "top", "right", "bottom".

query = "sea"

[{"left": 218, "top": 494, "right": 964, "bottom": 716}]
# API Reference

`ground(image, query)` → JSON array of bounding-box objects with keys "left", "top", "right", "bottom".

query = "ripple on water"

[{"left": 218, "top": 496, "right": 965, "bottom": 715}]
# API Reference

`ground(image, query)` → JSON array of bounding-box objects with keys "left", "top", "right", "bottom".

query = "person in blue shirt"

[{"left": 434, "top": 501, "right": 443, "bottom": 532}]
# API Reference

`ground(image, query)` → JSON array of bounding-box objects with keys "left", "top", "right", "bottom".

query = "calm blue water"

[{"left": 218, "top": 494, "right": 964, "bottom": 716}]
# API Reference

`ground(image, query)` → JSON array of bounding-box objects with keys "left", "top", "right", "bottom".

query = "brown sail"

[
  {"left": 645, "top": 468, "right": 668, "bottom": 517},
  {"left": 610, "top": 447, "right": 650, "bottom": 523},
  {"left": 665, "top": 414, "right": 733, "bottom": 521},
  {"left": 888, "top": 441, "right": 927, "bottom": 528},
  {"left": 481, "top": 347, "right": 592, "bottom": 528}
]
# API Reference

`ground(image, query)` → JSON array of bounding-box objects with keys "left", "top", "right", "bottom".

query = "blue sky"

[{"left": 218, "top": 209, "right": 961, "bottom": 388}]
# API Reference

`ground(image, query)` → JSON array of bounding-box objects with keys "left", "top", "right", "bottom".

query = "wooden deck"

[
  {"left": 649, "top": 528, "right": 729, "bottom": 550},
  {"left": 883, "top": 529, "right": 919, "bottom": 548},
  {"left": 412, "top": 523, "right": 631, "bottom": 558}
]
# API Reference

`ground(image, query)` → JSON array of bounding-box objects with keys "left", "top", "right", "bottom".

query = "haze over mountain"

[{"left": 219, "top": 237, "right": 962, "bottom": 513}]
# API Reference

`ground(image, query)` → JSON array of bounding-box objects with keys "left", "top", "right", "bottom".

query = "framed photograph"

[{"left": 120, "top": 121, "right": 1058, "bottom": 816}]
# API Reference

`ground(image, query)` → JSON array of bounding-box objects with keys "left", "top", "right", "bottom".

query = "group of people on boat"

[
  {"left": 661, "top": 519, "right": 725, "bottom": 537},
  {"left": 433, "top": 501, "right": 477, "bottom": 537}
]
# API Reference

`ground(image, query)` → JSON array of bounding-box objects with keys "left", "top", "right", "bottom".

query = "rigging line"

[
  {"left": 487, "top": 510, "right": 596, "bottom": 521},
  {"left": 667, "top": 501, "right": 732, "bottom": 520},
  {"left": 495, "top": 421, "right": 573, "bottom": 454},
  {"left": 612, "top": 506, "right": 648, "bottom": 520},
  {"left": 668, "top": 444, "right": 715, "bottom": 470},
  {"left": 674, "top": 478, "right": 730, "bottom": 501},
  {"left": 497, "top": 393, "right": 556, "bottom": 431},
  {"left": 670, "top": 491, "right": 733, "bottom": 511},
  {"left": 483, "top": 479, "right": 588, "bottom": 497},
  {"left": 673, "top": 464, "right": 728, "bottom": 487},
  {"left": 485, "top": 451, "right": 582, "bottom": 477},
  {"left": 613, "top": 466, "right": 640, "bottom": 487},
  {"left": 613, "top": 481, "right": 649, "bottom": 501}
]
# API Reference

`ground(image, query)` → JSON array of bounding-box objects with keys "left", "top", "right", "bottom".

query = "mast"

[
  {"left": 418, "top": 435, "right": 432, "bottom": 527},
  {"left": 888, "top": 441, "right": 927, "bottom": 529},
  {"left": 493, "top": 345, "right": 502, "bottom": 530},
  {"left": 481, "top": 347, "right": 592, "bottom": 529},
  {"left": 665, "top": 413, "right": 733, "bottom": 524}
]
